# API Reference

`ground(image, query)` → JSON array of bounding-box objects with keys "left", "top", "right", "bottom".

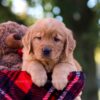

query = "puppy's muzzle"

[{"left": 42, "top": 47, "right": 52, "bottom": 57}]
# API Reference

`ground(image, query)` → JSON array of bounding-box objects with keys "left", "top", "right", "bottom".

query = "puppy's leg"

[
  {"left": 22, "top": 61, "right": 47, "bottom": 87},
  {"left": 52, "top": 63, "right": 77, "bottom": 90}
]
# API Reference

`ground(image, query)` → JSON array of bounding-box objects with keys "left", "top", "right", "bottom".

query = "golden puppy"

[{"left": 22, "top": 18, "right": 82, "bottom": 91}]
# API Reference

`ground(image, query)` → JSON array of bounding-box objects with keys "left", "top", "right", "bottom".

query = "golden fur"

[{"left": 22, "top": 18, "right": 82, "bottom": 92}]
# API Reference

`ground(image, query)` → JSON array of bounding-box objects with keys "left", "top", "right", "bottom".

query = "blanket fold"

[{"left": 0, "top": 70, "right": 85, "bottom": 100}]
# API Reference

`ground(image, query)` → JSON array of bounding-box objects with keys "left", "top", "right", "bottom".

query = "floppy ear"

[
  {"left": 22, "top": 30, "right": 33, "bottom": 54},
  {"left": 60, "top": 28, "right": 76, "bottom": 62},
  {"left": 65, "top": 30, "right": 76, "bottom": 56},
  {"left": 61, "top": 28, "right": 76, "bottom": 62}
]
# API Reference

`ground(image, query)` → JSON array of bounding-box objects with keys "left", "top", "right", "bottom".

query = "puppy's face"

[
  {"left": 31, "top": 31, "right": 65, "bottom": 61},
  {"left": 23, "top": 18, "right": 76, "bottom": 64}
]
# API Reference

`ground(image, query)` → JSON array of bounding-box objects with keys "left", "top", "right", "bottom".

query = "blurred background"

[{"left": 0, "top": 0, "right": 100, "bottom": 99}]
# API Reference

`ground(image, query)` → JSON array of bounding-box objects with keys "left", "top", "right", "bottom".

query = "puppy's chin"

[{"left": 36, "top": 55, "right": 52, "bottom": 62}]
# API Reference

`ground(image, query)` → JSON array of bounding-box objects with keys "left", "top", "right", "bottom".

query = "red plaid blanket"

[{"left": 0, "top": 70, "right": 85, "bottom": 100}]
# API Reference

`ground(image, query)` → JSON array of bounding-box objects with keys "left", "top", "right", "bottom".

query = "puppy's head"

[{"left": 23, "top": 18, "right": 76, "bottom": 63}]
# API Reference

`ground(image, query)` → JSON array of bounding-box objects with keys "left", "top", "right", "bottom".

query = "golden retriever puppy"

[{"left": 22, "top": 18, "right": 82, "bottom": 91}]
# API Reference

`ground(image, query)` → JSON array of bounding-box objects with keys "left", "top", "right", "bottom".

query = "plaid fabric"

[{"left": 0, "top": 70, "right": 85, "bottom": 100}]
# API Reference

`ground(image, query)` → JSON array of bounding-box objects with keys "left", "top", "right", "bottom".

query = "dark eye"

[
  {"left": 54, "top": 37, "right": 60, "bottom": 42},
  {"left": 34, "top": 37, "right": 42, "bottom": 40}
]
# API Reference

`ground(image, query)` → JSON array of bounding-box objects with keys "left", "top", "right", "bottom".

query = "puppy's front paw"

[
  {"left": 31, "top": 70, "right": 47, "bottom": 87},
  {"left": 52, "top": 72, "right": 68, "bottom": 90}
]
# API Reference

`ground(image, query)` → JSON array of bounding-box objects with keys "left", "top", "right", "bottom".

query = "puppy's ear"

[
  {"left": 61, "top": 28, "right": 76, "bottom": 62},
  {"left": 22, "top": 30, "right": 33, "bottom": 54},
  {"left": 65, "top": 29, "right": 76, "bottom": 56}
]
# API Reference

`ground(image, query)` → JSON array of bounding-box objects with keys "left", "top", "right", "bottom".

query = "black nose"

[
  {"left": 13, "top": 34, "right": 22, "bottom": 40},
  {"left": 43, "top": 48, "right": 51, "bottom": 56}
]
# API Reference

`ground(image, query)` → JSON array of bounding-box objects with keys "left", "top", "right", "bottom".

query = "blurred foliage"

[
  {"left": 0, "top": 0, "right": 100, "bottom": 100},
  {"left": 26, "top": 0, "right": 36, "bottom": 7},
  {"left": 0, "top": 1, "right": 18, "bottom": 22},
  {"left": 95, "top": 2, "right": 100, "bottom": 47}
]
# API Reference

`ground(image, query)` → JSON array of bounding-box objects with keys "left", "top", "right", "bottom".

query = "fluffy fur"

[
  {"left": 0, "top": 21, "right": 27, "bottom": 70},
  {"left": 22, "top": 18, "right": 82, "bottom": 89}
]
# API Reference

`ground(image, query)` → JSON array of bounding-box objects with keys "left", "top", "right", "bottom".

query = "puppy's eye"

[
  {"left": 54, "top": 37, "right": 60, "bottom": 42},
  {"left": 34, "top": 37, "right": 42, "bottom": 40}
]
